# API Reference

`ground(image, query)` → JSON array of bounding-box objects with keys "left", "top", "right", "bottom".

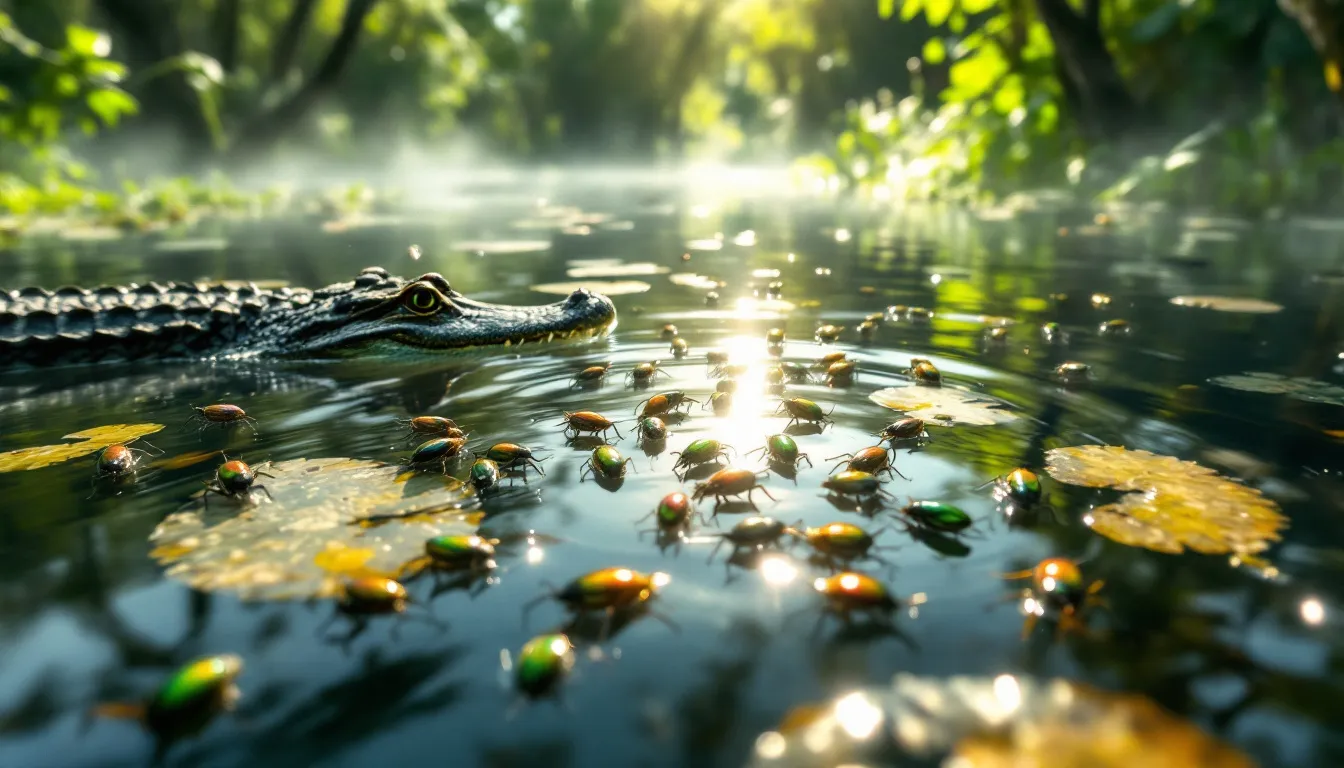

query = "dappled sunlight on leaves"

[
  {"left": 748, "top": 674, "right": 1253, "bottom": 767},
  {"left": 869, "top": 386, "right": 1019, "bottom": 426},
  {"left": 0, "top": 423, "right": 164, "bottom": 473},
  {"left": 1208, "top": 372, "right": 1344, "bottom": 405},
  {"left": 148, "top": 458, "right": 476, "bottom": 600},
  {"left": 1045, "top": 445, "right": 1286, "bottom": 556}
]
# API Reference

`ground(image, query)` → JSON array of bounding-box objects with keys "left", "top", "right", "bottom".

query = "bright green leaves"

[
  {"left": 947, "top": 44, "right": 1008, "bottom": 102},
  {"left": 86, "top": 88, "right": 137, "bottom": 128},
  {"left": 923, "top": 38, "right": 947, "bottom": 65},
  {"left": 925, "top": 0, "right": 955, "bottom": 26}
]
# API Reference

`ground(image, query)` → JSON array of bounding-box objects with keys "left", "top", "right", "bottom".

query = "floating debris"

[
  {"left": 148, "top": 458, "right": 476, "bottom": 600},
  {"left": 0, "top": 423, "right": 165, "bottom": 473},
  {"left": 529, "top": 280, "right": 650, "bottom": 296},
  {"left": 1045, "top": 445, "right": 1287, "bottom": 556},
  {"left": 1170, "top": 295, "right": 1283, "bottom": 313},
  {"left": 747, "top": 674, "right": 1255, "bottom": 767},
  {"left": 1207, "top": 372, "right": 1344, "bottom": 405},
  {"left": 669, "top": 273, "right": 724, "bottom": 290},
  {"left": 870, "top": 387, "right": 1019, "bottom": 427},
  {"left": 565, "top": 261, "right": 670, "bottom": 278}
]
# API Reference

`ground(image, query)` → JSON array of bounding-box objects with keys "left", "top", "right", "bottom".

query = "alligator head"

[{"left": 256, "top": 267, "right": 619, "bottom": 358}]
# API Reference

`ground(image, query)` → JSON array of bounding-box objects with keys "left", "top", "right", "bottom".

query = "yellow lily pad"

[
  {"left": 1045, "top": 445, "right": 1286, "bottom": 556},
  {"left": 529, "top": 280, "right": 651, "bottom": 296},
  {"left": 1208, "top": 372, "right": 1344, "bottom": 405},
  {"left": 0, "top": 423, "right": 165, "bottom": 473},
  {"left": 869, "top": 387, "right": 1020, "bottom": 426},
  {"left": 1170, "top": 295, "right": 1283, "bottom": 313},
  {"left": 148, "top": 457, "right": 476, "bottom": 600},
  {"left": 749, "top": 675, "right": 1253, "bottom": 768}
]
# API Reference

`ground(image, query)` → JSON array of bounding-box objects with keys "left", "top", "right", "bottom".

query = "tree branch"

[
  {"left": 270, "top": 0, "right": 319, "bottom": 83},
  {"left": 232, "top": 0, "right": 380, "bottom": 157}
]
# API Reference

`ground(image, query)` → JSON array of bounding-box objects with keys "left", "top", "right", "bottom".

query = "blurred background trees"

[{"left": 2, "top": 0, "right": 1343, "bottom": 216}]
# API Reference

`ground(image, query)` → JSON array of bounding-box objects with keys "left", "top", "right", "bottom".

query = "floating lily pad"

[
  {"left": 530, "top": 280, "right": 651, "bottom": 296},
  {"left": 1045, "top": 445, "right": 1286, "bottom": 556},
  {"left": 869, "top": 387, "right": 1019, "bottom": 426},
  {"left": 748, "top": 674, "right": 1253, "bottom": 768},
  {"left": 1207, "top": 372, "right": 1344, "bottom": 405},
  {"left": 1169, "top": 295, "right": 1283, "bottom": 313},
  {"left": 0, "top": 423, "right": 165, "bottom": 473},
  {"left": 565, "top": 261, "right": 670, "bottom": 278},
  {"left": 148, "top": 458, "right": 477, "bottom": 600}
]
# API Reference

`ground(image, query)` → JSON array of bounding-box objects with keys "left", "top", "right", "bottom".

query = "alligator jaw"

[{"left": 292, "top": 286, "right": 619, "bottom": 358}]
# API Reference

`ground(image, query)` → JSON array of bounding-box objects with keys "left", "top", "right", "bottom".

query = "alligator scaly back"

[{"left": 0, "top": 267, "right": 617, "bottom": 369}]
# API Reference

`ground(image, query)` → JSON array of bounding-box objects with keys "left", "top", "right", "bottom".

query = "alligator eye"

[{"left": 404, "top": 286, "right": 441, "bottom": 314}]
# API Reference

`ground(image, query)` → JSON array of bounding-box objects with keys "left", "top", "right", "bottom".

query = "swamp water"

[{"left": 1, "top": 182, "right": 1344, "bottom": 767}]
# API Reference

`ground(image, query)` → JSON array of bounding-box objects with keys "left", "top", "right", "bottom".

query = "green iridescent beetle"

[
  {"left": 776, "top": 397, "right": 834, "bottom": 430},
  {"left": 203, "top": 457, "right": 274, "bottom": 508},
  {"left": 638, "top": 416, "right": 668, "bottom": 445},
  {"left": 791, "top": 521, "right": 895, "bottom": 570},
  {"left": 470, "top": 457, "right": 502, "bottom": 491},
  {"left": 400, "top": 534, "right": 500, "bottom": 579},
  {"left": 670, "top": 438, "right": 735, "bottom": 477},
  {"left": 708, "top": 515, "right": 791, "bottom": 563},
  {"left": 821, "top": 470, "right": 896, "bottom": 504},
  {"left": 826, "top": 446, "right": 907, "bottom": 480},
  {"left": 523, "top": 567, "right": 675, "bottom": 642},
  {"left": 812, "top": 571, "right": 908, "bottom": 629},
  {"left": 746, "top": 433, "right": 813, "bottom": 471},
  {"left": 706, "top": 390, "right": 733, "bottom": 414},
  {"left": 979, "top": 467, "right": 1042, "bottom": 505},
  {"left": 92, "top": 653, "right": 246, "bottom": 741},
  {"left": 580, "top": 445, "right": 634, "bottom": 481},
  {"left": 637, "top": 491, "right": 701, "bottom": 529},
  {"left": 405, "top": 436, "right": 468, "bottom": 473},
  {"left": 898, "top": 500, "right": 973, "bottom": 533},
  {"left": 475, "top": 442, "right": 546, "bottom": 478},
  {"left": 515, "top": 633, "right": 576, "bottom": 697}
]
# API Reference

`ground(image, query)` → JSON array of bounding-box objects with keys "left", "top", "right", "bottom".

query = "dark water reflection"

[{"left": 1, "top": 186, "right": 1344, "bottom": 767}]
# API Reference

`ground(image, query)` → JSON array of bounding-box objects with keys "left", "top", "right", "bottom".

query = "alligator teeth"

[
  {"left": 504, "top": 339, "right": 511, "bottom": 347},
  {"left": 517, "top": 338, "right": 525, "bottom": 347},
  {"left": 547, "top": 332, "right": 554, "bottom": 343}
]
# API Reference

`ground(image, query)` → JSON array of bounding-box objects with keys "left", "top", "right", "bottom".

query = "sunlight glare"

[
  {"left": 758, "top": 555, "right": 798, "bottom": 586},
  {"left": 833, "top": 692, "right": 883, "bottom": 740},
  {"left": 1301, "top": 597, "right": 1325, "bottom": 626}
]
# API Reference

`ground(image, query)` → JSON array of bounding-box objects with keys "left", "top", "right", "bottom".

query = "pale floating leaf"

[
  {"left": 148, "top": 457, "right": 477, "bottom": 600},
  {"left": 450, "top": 239, "right": 551, "bottom": 254},
  {"left": 1170, "top": 295, "right": 1283, "bottom": 313},
  {"left": 747, "top": 674, "right": 1254, "bottom": 768},
  {"left": 0, "top": 423, "right": 165, "bottom": 473},
  {"left": 685, "top": 238, "right": 723, "bottom": 251},
  {"left": 565, "top": 261, "right": 670, "bottom": 278},
  {"left": 1208, "top": 371, "right": 1344, "bottom": 405},
  {"left": 529, "top": 280, "right": 650, "bottom": 296},
  {"left": 668, "top": 273, "right": 724, "bottom": 290},
  {"left": 869, "top": 387, "right": 1020, "bottom": 426},
  {"left": 1046, "top": 445, "right": 1286, "bottom": 556}
]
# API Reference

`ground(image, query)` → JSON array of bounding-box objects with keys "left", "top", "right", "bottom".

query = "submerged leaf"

[
  {"left": 1169, "top": 295, "right": 1283, "bottom": 313},
  {"left": 566, "top": 261, "right": 669, "bottom": 278},
  {"left": 1208, "top": 372, "right": 1344, "bottom": 405},
  {"left": 148, "top": 457, "right": 475, "bottom": 600},
  {"left": 1045, "top": 445, "right": 1286, "bottom": 556},
  {"left": 530, "top": 280, "right": 651, "bottom": 296},
  {"left": 0, "top": 423, "right": 164, "bottom": 473},
  {"left": 869, "top": 386, "right": 1019, "bottom": 426},
  {"left": 748, "top": 674, "right": 1254, "bottom": 768}
]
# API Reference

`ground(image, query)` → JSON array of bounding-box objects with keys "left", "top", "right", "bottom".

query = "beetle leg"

[
  {"left": 797, "top": 454, "right": 813, "bottom": 468},
  {"left": 707, "top": 537, "right": 726, "bottom": 563},
  {"left": 252, "top": 484, "right": 274, "bottom": 502}
]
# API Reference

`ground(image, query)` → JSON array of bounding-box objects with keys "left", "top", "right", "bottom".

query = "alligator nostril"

[
  {"left": 567, "top": 289, "right": 591, "bottom": 305},
  {"left": 359, "top": 266, "right": 389, "bottom": 279}
]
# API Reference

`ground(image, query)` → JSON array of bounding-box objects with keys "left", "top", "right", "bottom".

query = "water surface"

[{"left": 2, "top": 186, "right": 1344, "bottom": 767}]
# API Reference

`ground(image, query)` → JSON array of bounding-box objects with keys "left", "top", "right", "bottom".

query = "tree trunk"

[
  {"left": 1033, "top": 0, "right": 1141, "bottom": 143},
  {"left": 93, "top": 0, "right": 217, "bottom": 155},
  {"left": 230, "top": 0, "right": 380, "bottom": 158},
  {"left": 270, "top": 0, "right": 319, "bottom": 84},
  {"left": 1278, "top": 0, "right": 1344, "bottom": 123},
  {"left": 212, "top": 0, "right": 241, "bottom": 74}
]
